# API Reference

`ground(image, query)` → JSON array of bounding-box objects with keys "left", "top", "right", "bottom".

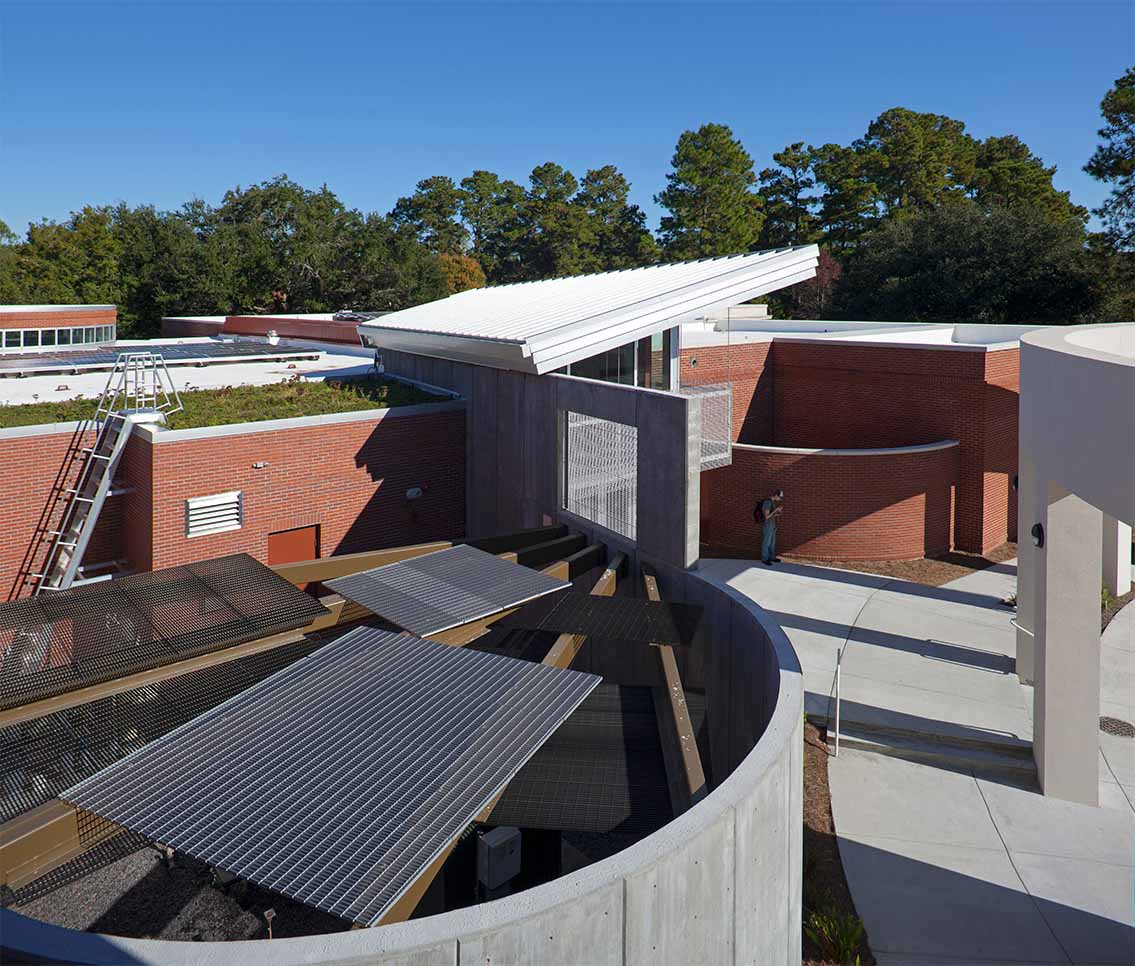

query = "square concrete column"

[
  {"left": 1015, "top": 456, "right": 1040, "bottom": 685},
  {"left": 1102, "top": 513, "right": 1132, "bottom": 598},
  {"left": 1033, "top": 483, "right": 1101, "bottom": 806}
]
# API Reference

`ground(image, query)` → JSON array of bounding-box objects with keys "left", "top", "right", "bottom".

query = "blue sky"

[{"left": 1, "top": 0, "right": 1131, "bottom": 235}]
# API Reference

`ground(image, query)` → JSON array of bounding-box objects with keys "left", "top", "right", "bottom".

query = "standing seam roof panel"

[{"left": 357, "top": 246, "right": 820, "bottom": 373}]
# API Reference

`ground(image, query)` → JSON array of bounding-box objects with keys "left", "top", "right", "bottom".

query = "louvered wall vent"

[{"left": 186, "top": 490, "right": 243, "bottom": 537}]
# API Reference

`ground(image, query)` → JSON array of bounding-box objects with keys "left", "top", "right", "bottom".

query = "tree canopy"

[
  {"left": 1, "top": 85, "right": 1129, "bottom": 334},
  {"left": 656, "top": 123, "right": 764, "bottom": 258},
  {"left": 1086, "top": 67, "right": 1135, "bottom": 249}
]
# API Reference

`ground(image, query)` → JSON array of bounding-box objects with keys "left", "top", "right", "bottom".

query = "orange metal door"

[{"left": 268, "top": 525, "right": 320, "bottom": 566}]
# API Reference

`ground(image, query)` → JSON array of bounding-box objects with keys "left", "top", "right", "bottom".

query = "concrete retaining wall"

[{"left": 1, "top": 569, "right": 804, "bottom": 966}]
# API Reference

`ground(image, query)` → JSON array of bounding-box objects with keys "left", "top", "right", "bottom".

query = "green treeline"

[{"left": 2, "top": 72, "right": 1133, "bottom": 338}]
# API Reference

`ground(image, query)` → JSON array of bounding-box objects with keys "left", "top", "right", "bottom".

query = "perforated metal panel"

[
  {"left": 679, "top": 382, "right": 733, "bottom": 470},
  {"left": 62, "top": 628, "right": 601, "bottom": 926},
  {"left": 563, "top": 412, "right": 638, "bottom": 539},
  {"left": 0, "top": 554, "right": 327, "bottom": 712},
  {"left": 326, "top": 544, "right": 569, "bottom": 636}
]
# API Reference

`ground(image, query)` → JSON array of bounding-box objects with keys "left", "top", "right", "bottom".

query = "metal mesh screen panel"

[
  {"left": 0, "top": 554, "right": 327, "bottom": 712},
  {"left": 62, "top": 628, "right": 601, "bottom": 927},
  {"left": 563, "top": 412, "right": 637, "bottom": 539},
  {"left": 488, "top": 684, "right": 673, "bottom": 834},
  {"left": 0, "top": 636, "right": 329, "bottom": 823},
  {"left": 679, "top": 382, "right": 733, "bottom": 470}
]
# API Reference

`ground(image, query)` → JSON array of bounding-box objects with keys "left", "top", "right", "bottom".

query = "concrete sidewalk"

[
  {"left": 695, "top": 557, "right": 1135, "bottom": 965},
  {"left": 696, "top": 558, "right": 1031, "bottom": 764}
]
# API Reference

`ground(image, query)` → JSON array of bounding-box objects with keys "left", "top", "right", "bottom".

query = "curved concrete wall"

[
  {"left": 701, "top": 440, "right": 960, "bottom": 561},
  {"left": 1020, "top": 324, "right": 1135, "bottom": 525},
  {"left": 1, "top": 570, "right": 804, "bottom": 966}
]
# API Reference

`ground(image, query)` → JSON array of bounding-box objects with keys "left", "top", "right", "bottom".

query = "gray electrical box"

[{"left": 477, "top": 826, "right": 521, "bottom": 891}]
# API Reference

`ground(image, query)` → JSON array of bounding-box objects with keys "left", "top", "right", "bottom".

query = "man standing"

[{"left": 756, "top": 490, "right": 784, "bottom": 566}]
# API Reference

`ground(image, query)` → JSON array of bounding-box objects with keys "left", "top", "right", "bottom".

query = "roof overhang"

[{"left": 357, "top": 246, "right": 819, "bottom": 375}]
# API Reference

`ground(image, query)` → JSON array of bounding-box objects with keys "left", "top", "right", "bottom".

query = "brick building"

[
  {"left": 681, "top": 319, "right": 1032, "bottom": 560},
  {"left": 2, "top": 257, "right": 1034, "bottom": 601},
  {"left": 0, "top": 403, "right": 465, "bottom": 600}
]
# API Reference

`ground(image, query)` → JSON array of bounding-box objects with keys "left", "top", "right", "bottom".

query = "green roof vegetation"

[{"left": 0, "top": 375, "right": 441, "bottom": 430}]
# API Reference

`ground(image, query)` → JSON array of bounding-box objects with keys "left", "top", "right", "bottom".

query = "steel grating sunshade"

[
  {"left": 0, "top": 554, "right": 327, "bottom": 712},
  {"left": 326, "top": 543, "right": 570, "bottom": 636},
  {"left": 498, "top": 593, "right": 704, "bottom": 647},
  {"left": 62, "top": 627, "right": 601, "bottom": 926}
]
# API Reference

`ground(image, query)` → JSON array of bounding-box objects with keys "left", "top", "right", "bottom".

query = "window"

[
  {"left": 186, "top": 491, "right": 243, "bottom": 537},
  {"left": 3, "top": 331, "right": 19, "bottom": 348},
  {"left": 84, "top": 327, "right": 96, "bottom": 344},
  {"left": 568, "top": 343, "right": 636, "bottom": 385},
  {"left": 23, "top": 329, "right": 39, "bottom": 348},
  {"left": 562, "top": 412, "right": 637, "bottom": 539},
  {"left": 58, "top": 329, "right": 71, "bottom": 345},
  {"left": 41, "top": 329, "right": 56, "bottom": 347}
]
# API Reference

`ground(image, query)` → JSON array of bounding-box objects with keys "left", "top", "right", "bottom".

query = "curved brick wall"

[{"left": 701, "top": 440, "right": 960, "bottom": 561}]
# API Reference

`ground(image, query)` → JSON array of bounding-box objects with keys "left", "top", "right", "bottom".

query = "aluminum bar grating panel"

[
  {"left": 62, "top": 627, "right": 601, "bottom": 926},
  {"left": 325, "top": 543, "right": 569, "bottom": 636}
]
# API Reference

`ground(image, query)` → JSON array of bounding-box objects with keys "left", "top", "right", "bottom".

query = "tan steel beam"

[
  {"left": 643, "top": 569, "right": 707, "bottom": 814},
  {"left": 270, "top": 541, "right": 454, "bottom": 586},
  {"left": 377, "top": 554, "right": 625, "bottom": 926},
  {"left": 0, "top": 802, "right": 120, "bottom": 893}
]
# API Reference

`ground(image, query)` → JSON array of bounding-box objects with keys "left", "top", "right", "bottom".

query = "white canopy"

[{"left": 357, "top": 246, "right": 819, "bottom": 374}]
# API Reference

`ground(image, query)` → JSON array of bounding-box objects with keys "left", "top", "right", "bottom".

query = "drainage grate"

[{"left": 1100, "top": 716, "right": 1135, "bottom": 738}]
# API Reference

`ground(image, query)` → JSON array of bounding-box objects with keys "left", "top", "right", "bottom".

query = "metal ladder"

[{"left": 31, "top": 353, "right": 183, "bottom": 595}]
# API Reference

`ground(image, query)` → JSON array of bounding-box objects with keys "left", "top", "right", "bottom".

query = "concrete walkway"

[{"left": 695, "top": 557, "right": 1135, "bottom": 966}]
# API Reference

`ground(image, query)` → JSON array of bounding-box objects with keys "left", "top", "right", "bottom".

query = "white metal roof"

[{"left": 357, "top": 246, "right": 819, "bottom": 374}]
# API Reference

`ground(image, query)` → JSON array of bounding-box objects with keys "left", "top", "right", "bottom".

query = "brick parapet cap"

[{"left": 733, "top": 439, "right": 960, "bottom": 457}]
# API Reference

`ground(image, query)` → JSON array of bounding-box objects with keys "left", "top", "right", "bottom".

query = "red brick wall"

[
  {"left": 701, "top": 443, "right": 959, "bottom": 561},
  {"left": 161, "top": 318, "right": 225, "bottom": 338},
  {"left": 0, "top": 308, "right": 116, "bottom": 330},
  {"left": 143, "top": 407, "right": 465, "bottom": 570},
  {"left": 0, "top": 426, "right": 125, "bottom": 599},
  {"left": 982, "top": 349, "right": 1020, "bottom": 547},
  {"left": 222, "top": 315, "right": 363, "bottom": 345},
  {"left": 769, "top": 342, "right": 1016, "bottom": 554},
  {"left": 0, "top": 405, "right": 465, "bottom": 597},
  {"left": 679, "top": 342, "right": 774, "bottom": 443},
  {"left": 683, "top": 340, "right": 1019, "bottom": 556}
]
